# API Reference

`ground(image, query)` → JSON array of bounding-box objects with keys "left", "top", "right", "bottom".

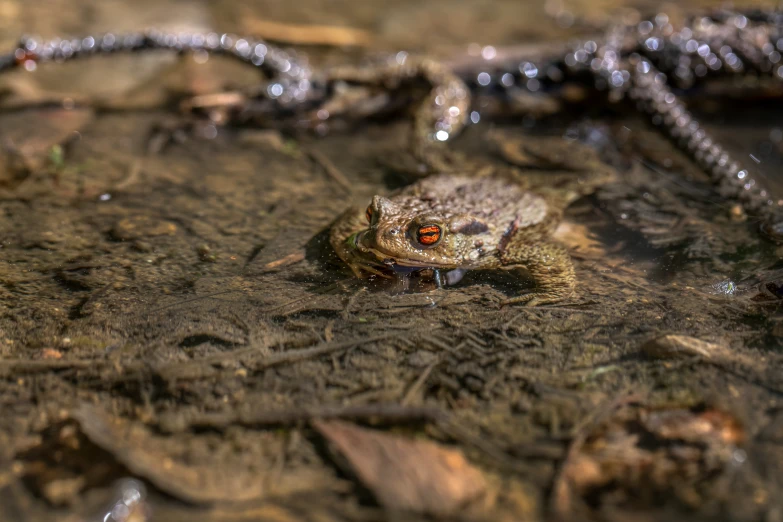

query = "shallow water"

[{"left": 2, "top": 1, "right": 783, "bottom": 521}]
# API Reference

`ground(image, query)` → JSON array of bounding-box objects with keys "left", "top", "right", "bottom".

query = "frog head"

[{"left": 352, "top": 195, "right": 490, "bottom": 271}]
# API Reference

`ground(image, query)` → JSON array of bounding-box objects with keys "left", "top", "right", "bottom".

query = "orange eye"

[
  {"left": 416, "top": 224, "right": 441, "bottom": 246},
  {"left": 365, "top": 206, "right": 373, "bottom": 223}
]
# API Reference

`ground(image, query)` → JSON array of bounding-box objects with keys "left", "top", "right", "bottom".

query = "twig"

[
  {"left": 401, "top": 358, "right": 440, "bottom": 406},
  {"left": 0, "top": 358, "right": 98, "bottom": 375},
  {"left": 145, "top": 290, "right": 240, "bottom": 314},
  {"left": 307, "top": 149, "right": 352, "bottom": 193},
  {"left": 254, "top": 333, "right": 399, "bottom": 369},
  {"left": 113, "top": 159, "right": 143, "bottom": 191},
  {"left": 162, "top": 402, "right": 445, "bottom": 431},
  {"left": 261, "top": 251, "right": 306, "bottom": 271},
  {"left": 261, "top": 294, "right": 314, "bottom": 313}
]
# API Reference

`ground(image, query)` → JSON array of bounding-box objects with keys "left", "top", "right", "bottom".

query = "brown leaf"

[
  {"left": 313, "top": 419, "right": 486, "bottom": 516},
  {"left": 241, "top": 18, "right": 372, "bottom": 47},
  {"left": 109, "top": 216, "right": 178, "bottom": 241},
  {"left": 640, "top": 334, "right": 763, "bottom": 373},
  {"left": 72, "top": 405, "right": 266, "bottom": 504},
  {"left": 643, "top": 408, "right": 745, "bottom": 446},
  {"left": 553, "top": 400, "right": 747, "bottom": 519},
  {"left": 0, "top": 108, "right": 93, "bottom": 175},
  {"left": 641, "top": 334, "right": 720, "bottom": 360}
]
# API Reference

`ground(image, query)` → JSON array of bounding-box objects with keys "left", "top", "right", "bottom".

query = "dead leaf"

[
  {"left": 242, "top": 18, "right": 372, "bottom": 47},
  {"left": 555, "top": 222, "right": 607, "bottom": 260},
  {"left": 490, "top": 132, "right": 597, "bottom": 171},
  {"left": 0, "top": 107, "right": 93, "bottom": 180},
  {"left": 109, "top": 216, "right": 178, "bottom": 241},
  {"left": 40, "top": 349, "right": 63, "bottom": 360},
  {"left": 553, "top": 401, "right": 748, "bottom": 519},
  {"left": 641, "top": 334, "right": 721, "bottom": 360},
  {"left": 640, "top": 334, "right": 764, "bottom": 374},
  {"left": 643, "top": 407, "right": 745, "bottom": 446},
  {"left": 313, "top": 419, "right": 486, "bottom": 516},
  {"left": 71, "top": 405, "right": 267, "bottom": 504}
]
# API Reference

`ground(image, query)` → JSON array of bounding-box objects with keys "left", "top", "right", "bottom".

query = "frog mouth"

[{"left": 353, "top": 231, "right": 451, "bottom": 270}]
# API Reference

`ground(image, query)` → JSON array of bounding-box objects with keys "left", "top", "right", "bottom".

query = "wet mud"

[{"left": 2, "top": 1, "right": 783, "bottom": 521}]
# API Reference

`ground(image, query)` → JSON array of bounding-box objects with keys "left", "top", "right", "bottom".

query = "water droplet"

[
  {"left": 520, "top": 62, "right": 538, "bottom": 78},
  {"left": 234, "top": 39, "right": 249, "bottom": 54},
  {"left": 194, "top": 49, "right": 209, "bottom": 64},
  {"left": 713, "top": 279, "right": 736, "bottom": 295},
  {"left": 733, "top": 449, "right": 747, "bottom": 464},
  {"left": 481, "top": 45, "right": 496, "bottom": 60},
  {"left": 638, "top": 21, "right": 654, "bottom": 35},
  {"left": 655, "top": 13, "right": 669, "bottom": 26},
  {"left": 268, "top": 83, "right": 284, "bottom": 97},
  {"left": 637, "top": 60, "right": 651, "bottom": 74}
]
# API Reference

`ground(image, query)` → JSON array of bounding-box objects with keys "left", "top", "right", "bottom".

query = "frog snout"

[{"left": 377, "top": 227, "right": 400, "bottom": 241}]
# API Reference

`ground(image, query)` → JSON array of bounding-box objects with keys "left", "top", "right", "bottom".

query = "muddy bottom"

[{"left": 3, "top": 1, "right": 783, "bottom": 522}]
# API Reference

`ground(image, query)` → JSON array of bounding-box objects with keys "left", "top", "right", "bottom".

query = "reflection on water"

[
  {"left": 93, "top": 479, "right": 149, "bottom": 522},
  {"left": 2, "top": 1, "right": 783, "bottom": 522}
]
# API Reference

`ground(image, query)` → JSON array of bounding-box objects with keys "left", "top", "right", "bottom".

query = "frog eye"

[
  {"left": 365, "top": 206, "right": 373, "bottom": 224},
  {"left": 415, "top": 224, "right": 442, "bottom": 246}
]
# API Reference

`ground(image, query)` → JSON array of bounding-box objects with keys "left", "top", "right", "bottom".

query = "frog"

[{"left": 329, "top": 133, "right": 615, "bottom": 306}]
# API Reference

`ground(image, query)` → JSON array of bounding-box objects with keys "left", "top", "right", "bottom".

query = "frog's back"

[{"left": 396, "top": 174, "right": 554, "bottom": 231}]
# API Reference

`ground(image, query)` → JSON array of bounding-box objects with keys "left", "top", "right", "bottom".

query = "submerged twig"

[
  {"left": 307, "top": 149, "right": 353, "bottom": 193},
  {"left": 159, "top": 402, "right": 444, "bottom": 432}
]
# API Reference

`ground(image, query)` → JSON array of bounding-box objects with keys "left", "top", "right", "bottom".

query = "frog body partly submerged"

[{"left": 330, "top": 173, "right": 579, "bottom": 305}]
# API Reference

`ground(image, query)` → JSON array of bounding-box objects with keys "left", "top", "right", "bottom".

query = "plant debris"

[{"left": 314, "top": 419, "right": 488, "bottom": 516}]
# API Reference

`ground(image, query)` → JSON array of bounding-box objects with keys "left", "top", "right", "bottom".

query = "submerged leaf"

[{"left": 313, "top": 419, "right": 487, "bottom": 515}]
